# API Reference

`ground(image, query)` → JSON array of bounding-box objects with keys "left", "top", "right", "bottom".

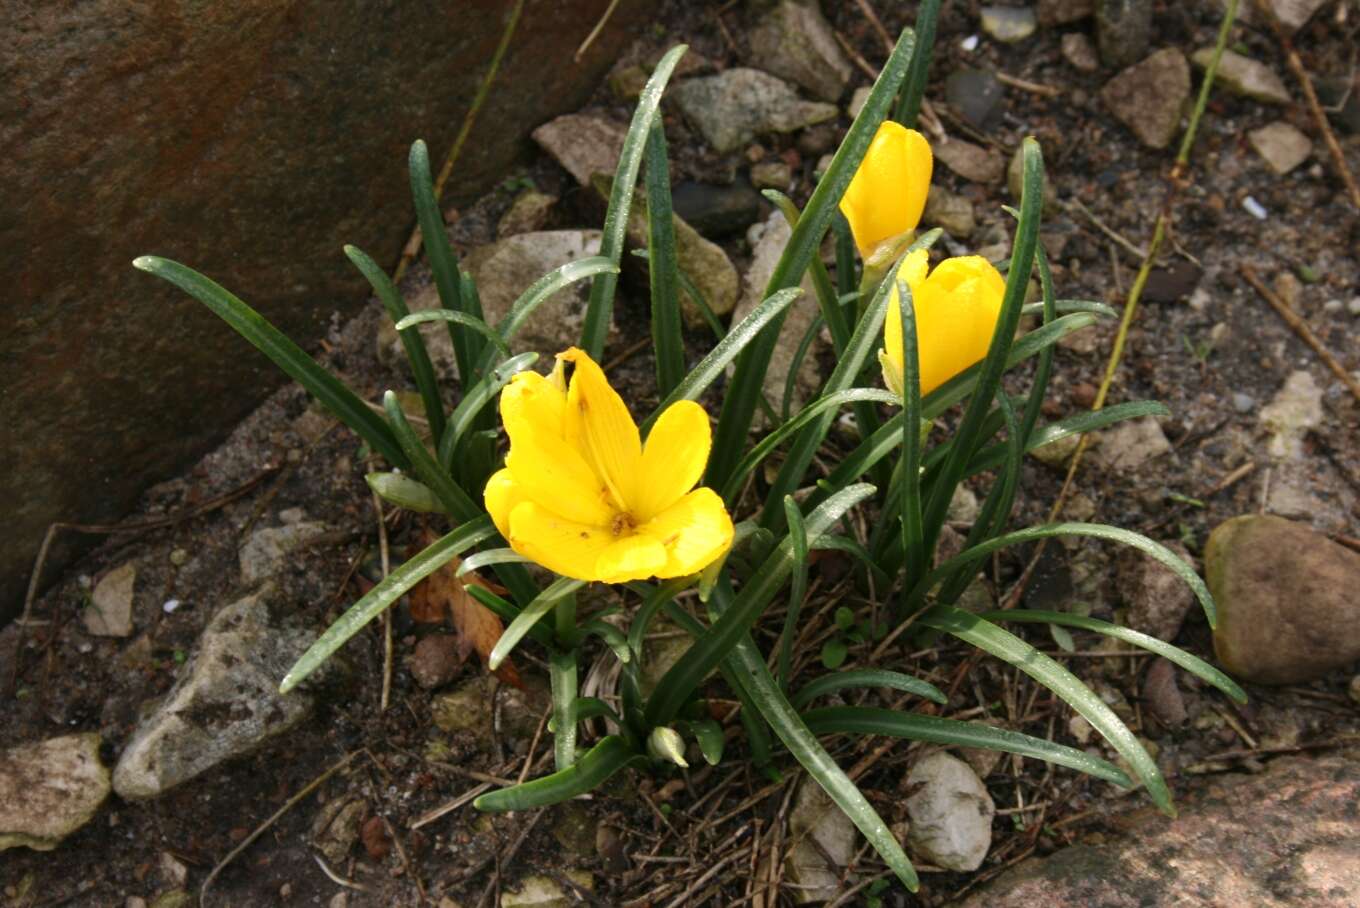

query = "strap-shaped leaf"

[
  {"left": 456, "top": 548, "right": 533, "bottom": 576},
  {"left": 895, "top": 273, "right": 927, "bottom": 588},
  {"left": 979, "top": 610, "right": 1246, "bottom": 702},
  {"left": 133, "top": 256, "right": 408, "bottom": 470},
  {"left": 488, "top": 257, "right": 618, "bottom": 360},
  {"left": 964, "top": 400, "right": 1171, "bottom": 478},
  {"left": 775, "top": 496, "right": 810, "bottom": 689},
  {"left": 438, "top": 351, "right": 538, "bottom": 469},
  {"left": 489, "top": 578, "right": 584, "bottom": 670},
  {"left": 922, "top": 605, "right": 1172, "bottom": 814},
  {"left": 280, "top": 517, "right": 496, "bottom": 692},
  {"left": 395, "top": 309, "right": 510, "bottom": 358},
  {"left": 644, "top": 122, "right": 685, "bottom": 396},
  {"left": 464, "top": 583, "right": 552, "bottom": 647},
  {"left": 475, "top": 735, "right": 646, "bottom": 812},
  {"left": 580, "top": 45, "right": 688, "bottom": 359},
  {"left": 549, "top": 648, "right": 579, "bottom": 770},
  {"left": 892, "top": 0, "right": 941, "bottom": 126},
  {"left": 791, "top": 669, "right": 946, "bottom": 710},
  {"left": 803, "top": 706, "right": 1132, "bottom": 786},
  {"left": 382, "top": 391, "right": 480, "bottom": 519}
]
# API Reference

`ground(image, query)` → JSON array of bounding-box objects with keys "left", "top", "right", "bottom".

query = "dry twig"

[{"left": 1241, "top": 265, "right": 1360, "bottom": 403}]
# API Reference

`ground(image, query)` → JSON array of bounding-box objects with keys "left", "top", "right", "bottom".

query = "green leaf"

[
  {"left": 641, "top": 287, "right": 802, "bottom": 433},
  {"left": 571, "top": 696, "right": 623, "bottom": 726},
  {"left": 781, "top": 313, "right": 825, "bottom": 421},
  {"left": 455, "top": 548, "right": 533, "bottom": 577},
  {"left": 438, "top": 351, "right": 539, "bottom": 470},
  {"left": 280, "top": 518, "right": 497, "bottom": 692},
  {"left": 678, "top": 718, "right": 725, "bottom": 765},
  {"left": 644, "top": 122, "right": 685, "bottom": 397},
  {"left": 645, "top": 484, "right": 877, "bottom": 727},
  {"left": 345, "top": 244, "right": 446, "bottom": 444},
  {"left": 382, "top": 391, "right": 480, "bottom": 519},
  {"left": 1023, "top": 299, "right": 1118, "bottom": 318},
  {"left": 550, "top": 648, "right": 579, "bottom": 770},
  {"left": 465, "top": 584, "right": 552, "bottom": 647},
  {"left": 964, "top": 401, "right": 1171, "bottom": 478},
  {"left": 790, "top": 668, "right": 946, "bottom": 710},
  {"left": 489, "top": 578, "right": 584, "bottom": 670},
  {"left": 132, "top": 256, "right": 408, "bottom": 471},
  {"left": 394, "top": 309, "right": 511, "bottom": 359},
  {"left": 979, "top": 610, "right": 1246, "bottom": 703},
  {"left": 707, "top": 25, "right": 919, "bottom": 490},
  {"left": 922, "top": 605, "right": 1171, "bottom": 814},
  {"left": 490, "top": 257, "right": 619, "bottom": 361},
  {"left": 802, "top": 706, "right": 1131, "bottom": 786},
  {"left": 764, "top": 189, "right": 852, "bottom": 352},
  {"left": 895, "top": 273, "right": 927, "bottom": 590},
  {"left": 365, "top": 472, "right": 445, "bottom": 513},
  {"left": 475, "top": 736, "right": 646, "bottom": 812},
  {"left": 919, "top": 138, "right": 1044, "bottom": 558},
  {"left": 580, "top": 619, "right": 631, "bottom": 664},
  {"left": 820, "top": 639, "right": 849, "bottom": 669},
  {"left": 776, "top": 496, "right": 810, "bottom": 689},
  {"left": 409, "top": 140, "right": 483, "bottom": 382},
  {"left": 892, "top": 0, "right": 941, "bottom": 126},
  {"left": 580, "top": 45, "right": 688, "bottom": 359}
]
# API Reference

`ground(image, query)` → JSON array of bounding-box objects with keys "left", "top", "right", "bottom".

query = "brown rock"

[
  {"left": 1, "top": 0, "right": 648, "bottom": 621},
  {"left": 1038, "top": 0, "right": 1095, "bottom": 26},
  {"left": 1101, "top": 49, "right": 1191, "bottom": 150},
  {"left": 1118, "top": 540, "right": 1196, "bottom": 642},
  {"left": 953, "top": 752, "right": 1360, "bottom": 907},
  {"left": 1207, "top": 515, "right": 1360, "bottom": 685},
  {"left": 933, "top": 139, "right": 1006, "bottom": 185},
  {"left": 497, "top": 190, "right": 558, "bottom": 239},
  {"left": 532, "top": 112, "right": 628, "bottom": 186},
  {"left": 1061, "top": 32, "right": 1100, "bottom": 74},
  {"left": 410, "top": 635, "right": 464, "bottom": 690},
  {"left": 1141, "top": 658, "right": 1186, "bottom": 727}
]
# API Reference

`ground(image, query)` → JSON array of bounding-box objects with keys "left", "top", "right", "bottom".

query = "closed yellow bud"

[
  {"left": 881, "top": 250, "right": 1007, "bottom": 398},
  {"left": 839, "top": 122, "right": 933, "bottom": 260}
]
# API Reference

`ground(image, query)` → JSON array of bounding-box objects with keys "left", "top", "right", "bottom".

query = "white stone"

[
  {"left": 1249, "top": 121, "right": 1312, "bottom": 175},
  {"left": 1260, "top": 370, "right": 1322, "bottom": 461},
  {"left": 784, "top": 779, "right": 858, "bottom": 902},
  {"left": 672, "top": 69, "right": 837, "bottom": 154},
  {"left": 0, "top": 733, "right": 110, "bottom": 851},
  {"left": 1092, "top": 417, "right": 1171, "bottom": 472},
  {"left": 501, "top": 870, "right": 593, "bottom": 908},
  {"left": 905, "top": 752, "right": 995, "bottom": 871},
  {"left": 239, "top": 521, "right": 330, "bottom": 584},
  {"left": 749, "top": 0, "right": 853, "bottom": 102},
  {"left": 531, "top": 112, "right": 627, "bottom": 186},
  {"left": 1193, "top": 49, "right": 1290, "bottom": 105}
]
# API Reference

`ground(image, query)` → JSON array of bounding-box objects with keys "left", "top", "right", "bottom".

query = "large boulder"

[{"left": 1, "top": 0, "right": 648, "bottom": 621}]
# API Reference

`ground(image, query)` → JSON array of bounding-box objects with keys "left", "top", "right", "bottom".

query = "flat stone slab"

[{"left": 0, "top": 733, "right": 110, "bottom": 851}]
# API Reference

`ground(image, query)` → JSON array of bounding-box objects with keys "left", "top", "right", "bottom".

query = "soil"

[{"left": 4, "top": 2, "right": 1359, "bottom": 906}]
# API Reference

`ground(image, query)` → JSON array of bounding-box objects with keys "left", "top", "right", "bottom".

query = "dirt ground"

[{"left": 4, "top": 2, "right": 1359, "bottom": 906}]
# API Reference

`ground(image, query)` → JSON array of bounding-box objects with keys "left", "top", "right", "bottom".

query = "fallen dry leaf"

[
  {"left": 408, "top": 527, "right": 522, "bottom": 688},
  {"left": 360, "top": 815, "right": 391, "bottom": 861}
]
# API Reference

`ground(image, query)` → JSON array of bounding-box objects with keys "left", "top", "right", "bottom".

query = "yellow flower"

[
  {"left": 881, "top": 249, "right": 1007, "bottom": 398},
  {"left": 484, "top": 348, "right": 734, "bottom": 584},
  {"left": 839, "top": 122, "right": 933, "bottom": 261}
]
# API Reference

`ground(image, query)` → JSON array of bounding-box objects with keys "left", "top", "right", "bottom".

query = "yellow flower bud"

[
  {"left": 839, "top": 122, "right": 933, "bottom": 260},
  {"left": 881, "top": 250, "right": 1007, "bottom": 398}
]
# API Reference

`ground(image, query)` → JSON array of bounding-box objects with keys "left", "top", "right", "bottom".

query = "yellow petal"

[
  {"left": 641, "top": 487, "right": 735, "bottom": 579},
  {"left": 634, "top": 400, "right": 712, "bottom": 522},
  {"left": 484, "top": 467, "right": 525, "bottom": 540},
  {"left": 560, "top": 348, "right": 641, "bottom": 512},
  {"left": 505, "top": 424, "right": 615, "bottom": 527},
  {"left": 595, "top": 534, "right": 669, "bottom": 584},
  {"left": 500, "top": 371, "right": 567, "bottom": 444},
  {"left": 839, "top": 122, "right": 933, "bottom": 259},
  {"left": 882, "top": 250, "right": 931, "bottom": 396},
  {"left": 914, "top": 256, "right": 1006, "bottom": 396},
  {"left": 506, "top": 500, "right": 614, "bottom": 582}
]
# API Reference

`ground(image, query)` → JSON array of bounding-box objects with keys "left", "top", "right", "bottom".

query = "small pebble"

[
  {"left": 1349, "top": 675, "right": 1360, "bottom": 705},
  {"left": 1323, "top": 299, "right": 1343, "bottom": 313},
  {"left": 1231, "top": 393, "right": 1255, "bottom": 414},
  {"left": 163, "top": 598, "right": 181, "bottom": 614},
  {"left": 1242, "top": 196, "right": 1268, "bottom": 220},
  {"left": 960, "top": 34, "right": 980, "bottom": 52},
  {"left": 1348, "top": 297, "right": 1360, "bottom": 316},
  {"left": 169, "top": 548, "right": 189, "bottom": 566}
]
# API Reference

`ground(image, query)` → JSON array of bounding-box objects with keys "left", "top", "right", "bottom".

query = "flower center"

[{"left": 610, "top": 511, "right": 637, "bottom": 537}]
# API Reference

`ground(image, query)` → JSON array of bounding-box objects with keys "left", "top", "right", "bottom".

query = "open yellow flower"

[
  {"left": 484, "top": 348, "right": 734, "bottom": 584},
  {"left": 881, "top": 249, "right": 1007, "bottom": 398},
  {"left": 839, "top": 121, "right": 933, "bottom": 261}
]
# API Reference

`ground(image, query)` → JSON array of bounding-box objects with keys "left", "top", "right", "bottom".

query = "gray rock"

[
  {"left": 905, "top": 752, "right": 994, "bottom": 871},
  {"left": 945, "top": 68, "right": 1005, "bottom": 129},
  {"left": 1141, "top": 658, "right": 1186, "bottom": 726},
  {"left": 86, "top": 562, "right": 136, "bottom": 638},
  {"left": 671, "top": 68, "right": 837, "bottom": 154},
  {"left": 1039, "top": 0, "right": 1095, "bottom": 26},
  {"left": 784, "top": 779, "right": 858, "bottom": 902},
  {"left": 671, "top": 180, "right": 763, "bottom": 239},
  {"left": 531, "top": 112, "right": 628, "bottom": 186},
  {"left": 981, "top": 6, "right": 1037, "bottom": 43},
  {"left": 1248, "top": 121, "right": 1312, "bottom": 175},
  {"left": 947, "top": 485, "right": 981, "bottom": 526},
  {"left": 1271, "top": 0, "right": 1331, "bottom": 32},
  {"left": 730, "top": 211, "right": 823, "bottom": 419},
  {"left": 1259, "top": 370, "right": 1331, "bottom": 520},
  {"left": 239, "top": 521, "right": 331, "bottom": 585},
  {"left": 1061, "top": 32, "right": 1100, "bottom": 73},
  {"left": 1007, "top": 144, "right": 1060, "bottom": 215},
  {"left": 923, "top": 187, "right": 976, "bottom": 239},
  {"left": 113, "top": 586, "right": 323, "bottom": 799},
  {"left": 1208, "top": 515, "right": 1360, "bottom": 685},
  {"left": 1090, "top": 417, "right": 1170, "bottom": 472},
  {"left": 934, "top": 139, "right": 1006, "bottom": 185},
  {"left": 1192, "top": 49, "right": 1290, "bottom": 105},
  {"left": 1231, "top": 392, "right": 1256, "bottom": 414},
  {"left": 750, "top": 160, "right": 793, "bottom": 191},
  {"left": 1096, "top": 0, "right": 1152, "bottom": 69},
  {"left": 848, "top": 85, "right": 872, "bottom": 119},
  {"left": 1101, "top": 49, "right": 1190, "bottom": 150},
  {"left": 749, "top": 1, "right": 852, "bottom": 102},
  {"left": 954, "top": 753, "right": 1360, "bottom": 907},
  {"left": 497, "top": 190, "right": 557, "bottom": 239},
  {"left": 501, "top": 872, "right": 594, "bottom": 908},
  {"left": 1029, "top": 432, "right": 1085, "bottom": 469},
  {"left": 0, "top": 733, "right": 110, "bottom": 851},
  {"left": 1119, "top": 540, "right": 1196, "bottom": 641}
]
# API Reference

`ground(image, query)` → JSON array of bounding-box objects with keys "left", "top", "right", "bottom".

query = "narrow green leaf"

[
  {"left": 790, "top": 668, "right": 947, "bottom": 711},
  {"left": 438, "top": 351, "right": 539, "bottom": 470},
  {"left": 382, "top": 390, "right": 480, "bottom": 519},
  {"left": 803, "top": 707, "right": 1132, "bottom": 786},
  {"left": 642, "top": 287, "right": 802, "bottom": 432},
  {"left": 491, "top": 257, "right": 619, "bottom": 360},
  {"left": 645, "top": 484, "right": 876, "bottom": 727},
  {"left": 776, "top": 496, "right": 809, "bottom": 690},
  {"left": 979, "top": 610, "right": 1246, "bottom": 703},
  {"left": 475, "top": 736, "right": 646, "bottom": 812},
  {"left": 1016, "top": 241, "right": 1058, "bottom": 463},
  {"left": 905, "top": 522, "right": 1216, "bottom": 628},
  {"left": 280, "top": 518, "right": 496, "bottom": 692},
  {"left": 764, "top": 189, "right": 852, "bottom": 352},
  {"left": 644, "top": 122, "right": 685, "bottom": 397},
  {"left": 895, "top": 274, "right": 926, "bottom": 590},
  {"left": 626, "top": 578, "right": 692, "bottom": 662},
  {"left": 922, "top": 605, "right": 1171, "bottom": 814},
  {"left": 679, "top": 718, "right": 725, "bottom": 766},
  {"left": 489, "top": 578, "right": 584, "bottom": 670},
  {"left": 455, "top": 548, "right": 533, "bottom": 577},
  {"left": 365, "top": 472, "right": 445, "bottom": 514},
  {"left": 465, "top": 584, "right": 552, "bottom": 646},
  {"left": 581, "top": 45, "right": 688, "bottom": 359},
  {"left": 550, "top": 648, "right": 579, "bottom": 770},
  {"left": 346, "top": 244, "right": 446, "bottom": 443},
  {"left": 1023, "top": 299, "right": 1118, "bottom": 318},
  {"left": 892, "top": 0, "right": 941, "bottom": 126},
  {"left": 708, "top": 26, "right": 918, "bottom": 490},
  {"left": 581, "top": 619, "right": 631, "bottom": 664},
  {"left": 781, "top": 313, "right": 825, "bottom": 420},
  {"left": 394, "top": 309, "right": 511, "bottom": 358},
  {"left": 964, "top": 401, "right": 1170, "bottom": 478},
  {"left": 571, "top": 696, "right": 623, "bottom": 726},
  {"left": 132, "top": 256, "right": 407, "bottom": 470}
]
